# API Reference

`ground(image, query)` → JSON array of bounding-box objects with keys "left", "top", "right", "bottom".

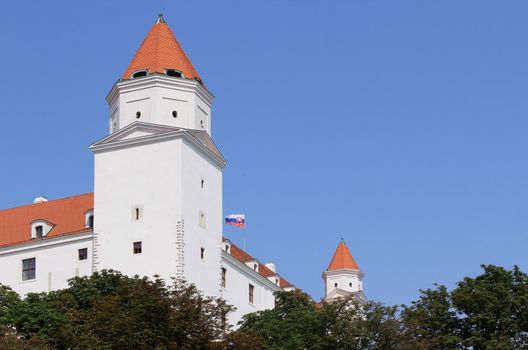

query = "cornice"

[
  {"left": 90, "top": 124, "right": 226, "bottom": 169},
  {"left": 0, "top": 231, "right": 93, "bottom": 256},
  {"left": 106, "top": 74, "right": 214, "bottom": 106}
]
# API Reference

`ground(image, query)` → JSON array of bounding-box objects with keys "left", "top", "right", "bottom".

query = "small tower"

[
  {"left": 106, "top": 14, "right": 213, "bottom": 135},
  {"left": 322, "top": 240, "right": 366, "bottom": 303}
]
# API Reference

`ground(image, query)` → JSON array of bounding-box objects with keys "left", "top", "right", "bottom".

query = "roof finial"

[{"left": 156, "top": 13, "right": 165, "bottom": 24}]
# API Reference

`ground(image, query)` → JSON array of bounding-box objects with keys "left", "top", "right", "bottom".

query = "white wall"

[
  {"left": 107, "top": 76, "right": 213, "bottom": 135},
  {"left": 221, "top": 252, "right": 281, "bottom": 326},
  {"left": 181, "top": 139, "right": 223, "bottom": 298},
  {"left": 93, "top": 138, "right": 183, "bottom": 283},
  {"left": 324, "top": 269, "right": 363, "bottom": 297},
  {"left": 0, "top": 233, "right": 93, "bottom": 296}
]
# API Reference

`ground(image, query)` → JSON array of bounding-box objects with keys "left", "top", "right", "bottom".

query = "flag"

[{"left": 225, "top": 214, "right": 245, "bottom": 228}]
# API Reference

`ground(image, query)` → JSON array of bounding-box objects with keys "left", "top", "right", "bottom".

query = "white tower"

[
  {"left": 90, "top": 15, "right": 226, "bottom": 298},
  {"left": 322, "top": 240, "right": 366, "bottom": 303}
]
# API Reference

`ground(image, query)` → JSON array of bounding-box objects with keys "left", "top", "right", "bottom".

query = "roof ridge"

[{"left": 0, "top": 192, "right": 94, "bottom": 213}]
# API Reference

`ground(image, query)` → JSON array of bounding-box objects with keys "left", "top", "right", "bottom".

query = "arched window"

[
  {"left": 85, "top": 210, "right": 94, "bottom": 229},
  {"left": 166, "top": 69, "right": 183, "bottom": 78},
  {"left": 132, "top": 70, "right": 148, "bottom": 78}
]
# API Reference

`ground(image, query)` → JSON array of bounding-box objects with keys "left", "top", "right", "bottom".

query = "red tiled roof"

[
  {"left": 226, "top": 240, "right": 294, "bottom": 290},
  {"left": 327, "top": 240, "right": 359, "bottom": 271},
  {"left": 229, "top": 242, "right": 254, "bottom": 262},
  {"left": 279, "top": 277, "right": 293, "bottom": 288},
  {"left": 121, "top": 15, "right": 202, "bottom": 83},
  {"left": 0, "top": 193, "right": 94, "bottom": 248}
]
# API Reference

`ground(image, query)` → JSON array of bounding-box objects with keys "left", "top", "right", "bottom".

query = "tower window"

[
  {"left": 199, "top": 210, "right": 206, "bottom": 229},
  {"left": 249, "top": 284, "right": 254, "bottom": 304},
  {"left": 132, "top": 70, "right": 148, "bottom": 78},
  {"left": 201, "top": 179, "right": 204, "bottom": 189},
  {"left": 166, "top": 69, "right": 183, "bottom": 78},
  {"left": 132, "top": 206, "right": 143, "bottom": 221},
  {"left": 200, "top": 120, "right": 204, "bottom": 128},
  {"left": 221, "top": 268, "right": 226, "bottom": 288},
  {"left": 22, "top": 258, "right": 36, "bottom": 281},
  {"left": 172, "top": 110, "right": 178, "bottom": 118},
  {"left": 133, "top": 241, "right": 142, "bottom": 254},
  {"left": 334, "top": 283, "right": 338, "bottom": 288},
  {"left": 200, "top": 247, "right": 205, "bottom": 260},
  {"left": 78, "top": 248, "right": 88, "bottom": 261},
  {"left": 136, "top": 111, "right": 141, "bottom": 119},
  {"left": 35, "top": 226, "right": 43, "bottom": 239},
  {"left": 349, "top": 282, "right": 352, "bottom": 287}
]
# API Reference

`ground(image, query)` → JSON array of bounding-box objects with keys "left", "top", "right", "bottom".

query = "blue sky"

[{"left": 1, "top": 1, "right": 527, "bottom": 305}]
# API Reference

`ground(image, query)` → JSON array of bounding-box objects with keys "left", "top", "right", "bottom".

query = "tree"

[
  {"left": 238, "top": 290, "right": 324, "bottom": 350},
  {"left": 452, "top": 265, "right": 528, "bottom": 350},
  {"left": 320, "top": 298, "right": 403, "bottom": 350},
  {"left": 3, "top": 271, "right": 238, "bottom": 350},
  {"left": 400, "top": 285, "right": 461, "bottom": 349}
]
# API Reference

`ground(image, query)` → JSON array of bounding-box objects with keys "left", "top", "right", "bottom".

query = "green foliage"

[
  {"left": 239, "top": 291, "right": 323, "bottom": 349},
  {"left": 238, "top": 265, "right": 528, "bottom": 350},
  {"left": 1, "top": 265, "right": 527, "bottom": 349},
  {"left": 400, "top": 285, "right": 461, "bottom": 349},
  {"left": 452, "top": 265, "right": 528, "bottom": 350}
]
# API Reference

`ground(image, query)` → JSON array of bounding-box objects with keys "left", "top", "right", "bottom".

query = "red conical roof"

[
  {"left": 327, "top": 240, "right": 359, "bottom": 271},
  {"left": 121, "top": 15, "right": 202, "bottom": 82}
]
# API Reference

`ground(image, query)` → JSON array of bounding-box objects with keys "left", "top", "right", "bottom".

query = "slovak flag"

[{"left": 225, "top": 214, "right": 245, "bottom": 228}]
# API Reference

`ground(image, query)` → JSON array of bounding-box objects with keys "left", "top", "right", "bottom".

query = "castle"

[{"left": 0, "top": 15, "right": 365, "bottom": 324}]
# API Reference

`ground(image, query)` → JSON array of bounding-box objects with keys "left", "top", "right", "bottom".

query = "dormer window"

[
  {"left": 132, "top": 70, "right": 148, "bottom": 78},
  {"left": 85, "top": 210, "right": 94, "bottom": 229},
  {"left": 31, "top": 220, "right": 53, "bottom": 239},
  {"left": 165, "top": 69, "right": 183, "bottom": 78},
  {"left": 35, "top": 226, "right": 43, "bottom": 239}
]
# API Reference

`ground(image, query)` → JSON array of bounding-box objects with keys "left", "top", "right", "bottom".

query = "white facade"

[
  {"left": 0, "top": 17, "right": 337, "bottom": 327},
  {"left": 221, "top": 251, "right": 281, "bottom": 323},
  {"left": 107, "top": 75, "right": 213, "bottom": 135},
  {"left": 0, "top": 233, "right": 92, "bottom": 296},
  {"left": 0, "top": 62, "right": 294, "bottom": 326}
]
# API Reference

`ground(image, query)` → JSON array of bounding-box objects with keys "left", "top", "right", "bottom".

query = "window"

[
  {"left": 224, "top": 244, "right": 229, "bottom": 253},
  {"left": 22, "top": 258, "right": 36, "bottom": 281},
  {"left": 78, "top": 248, "right": 88, "bottom": 261},
  {"left": 166, "top": 69, "right": 183, "bottom": 78},
  {"left": 35, "top": 226, "right": 43, "bottom": 239},
  {"left": 132, "top": 70, "right": 148, "bottom": 78},
  {"left": 221, "top": 268, "right": 226, "bottom": 288},
  {"left": 201, "top": 179, "right": 204, "bottom": 189},
  {"left": 200, "top": 120, "right": 204, "bottom": 128},
  {"left": 136, "top": 111, "right": 141, "bottom": 119},
  {"left": 133, "top": 241, "right": 142, "bottom": 254},
  {"left": 172, "top": 110, "right": 178, "bottom": 118},
  {"left": 253, "top": 264, "right": 257, "bottom": 271},
  {"left": 87, "top": 215, "right": 94, "bottom": 229},
  {"left": 249, "top": 284, "right": 254, "bottom": 304},
  {"left": 200, "top": 247, "right": 205, "bottom": 260},
  {"left": 132, "top": 206, "right": 143, "bottom": 221},
  {"left": 199, "top": 210, "right": 206, "bottom": 229},
  {"left": 349, "top": 282, "right": 352, "bottom": 288},
  {"left": 334, "top": 283, "right": 338, "bottom": 288}
]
